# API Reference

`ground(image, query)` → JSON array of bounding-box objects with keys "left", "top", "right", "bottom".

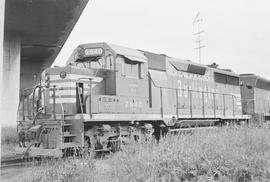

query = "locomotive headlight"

[
  {"left": 45, "top": 74, "right": 50, "bottom": 88},
  {"left": 60, "top": 71, "right": 67, "bottom": 79}
]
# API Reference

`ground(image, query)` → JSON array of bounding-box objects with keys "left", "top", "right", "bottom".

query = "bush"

[
  {"left": 1, "top": 126, "right": 18, "bottom": 157},
  {"left": 1, "top": 126, "right": 18, "bottom": 144}
]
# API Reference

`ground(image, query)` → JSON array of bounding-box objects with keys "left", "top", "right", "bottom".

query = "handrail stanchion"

[
  {"left": 76, "top": 82, "right": 84, "bottom": 114},
  {"left": 22, "top": 91, "right": 25, "bottom": 121},
  {"left": 77, "top": 77, "right": 94, "bottom": 119},
  {"left": 52, "top": 85, "right": 56, "bottom": 120},
  {"left": 176, "top": 89, "right": 179, "bottom": 119},
  {"left": 232, "top": 95, "right": 235, "bottom": 117},
  {"left": 160, "top": 87, "right": 163, "bottom": 118},
  {"left": 18, "top": 87, "right": 33, "bottom": 120},
  {"left": 89, "top": 78, "right": 93, "bottom": 119},
  {"left": 223, "top": 94, "right": 226, "bottom": 117},
  {"left": 27, "top": 96, "right": 30, "bottom": 117},
  {"left": 213, "top": 93, "right": 216, "bottom": 118},
  {"left": 32, "top": 86, "right": 40, "bottom": 119},
  {"left": 189, "top": 89, "right": 193, "bottom": 117},
  {"left": 56, "top": 87, "right": 65, "bottom": 120},
  {"left": 202, "top": 91, "right": 205, "bottom": 117}
]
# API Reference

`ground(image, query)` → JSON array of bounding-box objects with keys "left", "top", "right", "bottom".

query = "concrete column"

[
  {"left": 0, "top": 0, "right": 5, "bottom": 127},
  {"left": 2, "top": 33, "right": 21, "bottom": 126}
]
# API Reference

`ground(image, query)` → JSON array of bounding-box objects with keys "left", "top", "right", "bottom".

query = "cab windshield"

[{"left": 75, "top": 55, "right": 114, "bottom": 70}]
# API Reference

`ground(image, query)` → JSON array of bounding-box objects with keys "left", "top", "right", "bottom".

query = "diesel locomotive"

[
  {"left": 16, "top": 42, "right": 268, "bottom": 157},
  {"left": 240, "top": 74, "right": 270, "bottom": 122}
]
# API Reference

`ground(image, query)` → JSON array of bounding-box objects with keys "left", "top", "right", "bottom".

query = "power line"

[{"left": 193, "top": 12, "right": 205, "bottom": 64}]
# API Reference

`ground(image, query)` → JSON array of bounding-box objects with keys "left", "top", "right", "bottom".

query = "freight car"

[
  {"left": 16, "top": 42, "right": 249, "bottom": 157},
  {"left": 240, "top": 74, "right": 270, "bottom": 124}
]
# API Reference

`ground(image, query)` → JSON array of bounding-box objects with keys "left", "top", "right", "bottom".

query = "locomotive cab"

[{"left": 65, "top": 42, "right": 149, "bottom": 116}]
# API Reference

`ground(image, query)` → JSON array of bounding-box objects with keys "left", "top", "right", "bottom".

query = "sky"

[{"left": 53, "top": 0, "right": 270, "bottom": 79}]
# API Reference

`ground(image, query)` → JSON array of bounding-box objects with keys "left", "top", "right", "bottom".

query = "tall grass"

[
  {"left": 17, "top": 127, "right": 270, "bottom": 181},
  {"left": 1, "top": 126, "right": 18, "bottom": 158}
]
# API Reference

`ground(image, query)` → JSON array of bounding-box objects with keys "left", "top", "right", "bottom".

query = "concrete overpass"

[{"left": 0, "top": 0, "right": 89, "bottom": 125}]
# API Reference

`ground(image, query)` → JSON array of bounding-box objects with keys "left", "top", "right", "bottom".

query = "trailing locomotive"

[
  {"left": 240, "top": 74, "right": 270, "bottom": 123},
  {"left": 17, "top": 42, "right": 250, "bottom": 157}
]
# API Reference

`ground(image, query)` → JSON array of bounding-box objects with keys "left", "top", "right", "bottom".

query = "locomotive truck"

[{"left": 17, "top": 42, "right": 257, "bottom": 157}]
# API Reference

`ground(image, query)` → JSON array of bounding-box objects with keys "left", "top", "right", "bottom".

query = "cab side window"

[
  {"left": 125, "top": 59, "right": 139, "bottom": 78},
  {"left": 139, "top": 63, "right": 144, "bottom": 78},
  {"left": 116, "top": 56, "right": 126, "bottom": 76},
  {"left": 116, "top": 56, "right": 144, "bottom": 79}
]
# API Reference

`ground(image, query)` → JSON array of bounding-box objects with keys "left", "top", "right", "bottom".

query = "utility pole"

[{"left": 193, "top": 12, "right": 205, "bottom": 64}]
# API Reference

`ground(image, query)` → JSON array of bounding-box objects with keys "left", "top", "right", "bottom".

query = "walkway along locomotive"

[{"left": 17, "top": 42, "right": 253, "bottom": 157}]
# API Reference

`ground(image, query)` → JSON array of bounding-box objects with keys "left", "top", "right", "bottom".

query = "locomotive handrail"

[
  {"left": 32, "top": 85, "right": 48, "bottom": 125},
  {"left": 76, "top": 77, "right": 94, "bottom": 119},
  {"left": 75, "top": 69, "right": 100, "bottom": 115},
  {"left": 32, "top": 85, "right": 42, "bottom": 119},
  {"left": 17, "top": 87, "right": 34, "bottom": 133},
  {"left": 18, "top": 85, "right": 51, "bottom": 127},
  {"left": 55, "top": 86, "right": 65, "bottom": 120},
  {"left": 17, "top": 87, "right": 34, "bottom": 122},
  {"left": 147, "top": 73, "right": 241, "bottom": 118},
  {"left": 76, "top": 82, "right": 84, "bottom": 114},
  {"left": 46, "top": 85, "right": 65, "bottom": 120},
  {"left": 147, "top": 73, "right": 240, "bottom": 98}
]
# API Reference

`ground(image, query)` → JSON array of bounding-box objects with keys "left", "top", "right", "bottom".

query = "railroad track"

[{"left": 1, "top": 155, "right": 31, "bottom": 168}]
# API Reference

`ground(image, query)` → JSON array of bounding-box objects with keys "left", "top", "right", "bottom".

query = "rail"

[
  {"left": 1, "top": 157, "right": 26, "bottom": 168},
  {"left": 147, "top": 74, "right": 241, "bottom": 119}
]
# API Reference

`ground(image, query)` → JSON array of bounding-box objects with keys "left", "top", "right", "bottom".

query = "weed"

[
  {"left": 14, "top": 127, "right": 270, "bottom": 182},
  {"left": 1, "top": 126, "right": 18, "bottom": 157}
]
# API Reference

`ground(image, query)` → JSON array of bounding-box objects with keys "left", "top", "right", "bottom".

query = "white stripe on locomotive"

[
  {"left": 50, "top": 74, "right": 103, "bottom": 83},
  {"left": 49, "top": 81, "right": 97, "bottom": 89},
  {"left": 49, "top": 98, "right": 76, "bottom": 104}
]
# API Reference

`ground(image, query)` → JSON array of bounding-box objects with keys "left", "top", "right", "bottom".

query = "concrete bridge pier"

[
  {"left": 0, "top": 0, "right": 89, "bottom": 126},
  {"left": 2, "top": 33, "right": 21, "bottom": 125},
  {"left": 0, "top": 0, "right": 6, "bottom": 127}
]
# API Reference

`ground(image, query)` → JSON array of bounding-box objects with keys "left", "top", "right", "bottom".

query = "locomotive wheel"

[
  {"left": 107, "top": 136, "right": 122, "bottom": 153},
  {"left": 112, "top": 140, "right": 122, "bottom": 153},
  {"left": 83, "top": 136, "right": 93, "bottom": 156}
]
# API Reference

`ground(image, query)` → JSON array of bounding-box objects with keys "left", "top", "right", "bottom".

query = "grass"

[
  {"left": 14, "top": 126, "right": 270, "bottom": 182},
  {"left": 1, "top": 126, "right": 18, "bottom": 158}
]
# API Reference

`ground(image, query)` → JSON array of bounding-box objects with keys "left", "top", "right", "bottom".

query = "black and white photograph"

[{"left": 1, "top": 0, "right": 270, "bottom": 181}]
